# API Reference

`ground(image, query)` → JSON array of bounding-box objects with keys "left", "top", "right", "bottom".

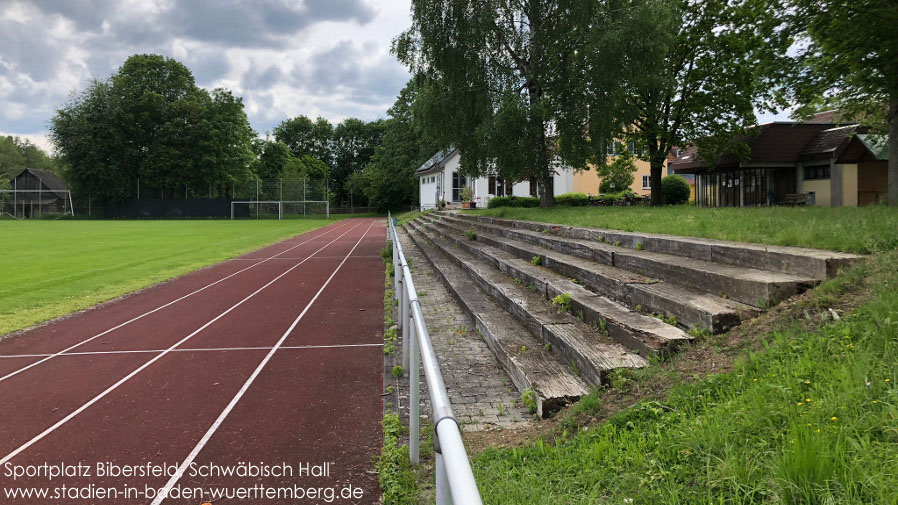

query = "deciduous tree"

[
  {"left": 564, "top": 0, "right": 790, "bottom": 205},
  {"left": 394, "top": 0, "right": 588, "bottom": 207},
  {"left": 787, "top": 0, "right": 898, "bottom": 205}
]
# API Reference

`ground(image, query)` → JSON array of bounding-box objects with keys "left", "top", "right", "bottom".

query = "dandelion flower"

[
  {"left": 805, "top": 398, "right": 812, "bottom": 402},
  {"left": 830, "top": 416, "right": 838, "bottom": 421}
]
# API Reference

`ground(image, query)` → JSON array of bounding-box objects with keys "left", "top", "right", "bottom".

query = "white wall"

[
  {"left": 418, "top": 172, "right": 441, "bottom": 210},
  {"left": 417, "top": 153, "right": 574, "bottom": 209}
]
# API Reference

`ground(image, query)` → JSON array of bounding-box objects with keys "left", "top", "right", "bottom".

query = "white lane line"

[
  {"left": 229, "top": 255, "right": 381, "bottom": 260},
  {"left": 151, "top": 220, "right": 377, "bottom": 505},
  {"left": 0, "top": 343, "right": 384, "bottom": 358},
  {"left": 0, "top": 221, "right": 368, "bottom": 467},
  {"left": 0, "top": 222, "right": 352, "bottom": 383}
]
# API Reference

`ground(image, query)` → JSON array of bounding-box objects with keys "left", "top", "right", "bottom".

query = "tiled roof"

[
  {"left": 798, "top": 125, "right": 861, "bottom": 161},
  {"left": 670, "top": 122, "right": 840, "bottom": 173}
]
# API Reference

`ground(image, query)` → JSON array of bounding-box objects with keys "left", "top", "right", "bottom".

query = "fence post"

[
  {"left": 435, "top": 452, "right": 452, "bottom": 505},
  {"left": 409, "top": 303, "right": 420, "bottom": 465}
]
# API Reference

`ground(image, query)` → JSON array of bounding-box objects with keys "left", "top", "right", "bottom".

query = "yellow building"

[{"left": 572, "top": 143, "right": 667, "bottom": 196}]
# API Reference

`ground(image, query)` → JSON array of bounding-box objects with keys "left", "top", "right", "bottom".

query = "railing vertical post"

[
  {"left": 392, "top": 225, "right": 399, "bottom": 303},
  {"left": 401, "top": 280, "right": 409, "bottom": 369},
  {"left": 435, "top": 452, "right": 453, "bottom": 505},
  {"left": 409, "top": 308, "right": 420, "bottom": 465}
]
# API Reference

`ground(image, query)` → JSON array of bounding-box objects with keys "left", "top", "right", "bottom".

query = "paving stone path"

[{"left": 396, "top": 229, "right": 530, "bottom": 431}]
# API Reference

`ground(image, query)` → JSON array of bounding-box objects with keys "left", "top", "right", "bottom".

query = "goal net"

[
  {"left": 0, "top": 190, "right": 75, "bottom": 219},
  {"left": 230, "top": 200, "right": 330, "bottom": 220}
]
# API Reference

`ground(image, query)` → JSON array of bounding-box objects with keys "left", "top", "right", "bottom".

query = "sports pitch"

[{"left": 0, "top": 219, "right": 337, "bottom": 336}]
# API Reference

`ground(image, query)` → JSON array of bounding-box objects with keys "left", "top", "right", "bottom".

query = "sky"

[
  {"left": 0, "top": 1, "right": 792, "bottom": 155},
  {"left": 0, "top": 0, "right": 413, "bottom": 152}
]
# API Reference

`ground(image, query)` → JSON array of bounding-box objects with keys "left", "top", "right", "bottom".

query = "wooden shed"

[{"left": 5, "top": 168, "right": 72, "bottom": 218}]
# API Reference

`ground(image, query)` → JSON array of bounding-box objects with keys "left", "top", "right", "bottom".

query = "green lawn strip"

[
  {"left": 474, "top": 205, "right": 898, "bottom": 253},
  {"left": 0, "top": 219, "right": 344, "bottom": 335},
  {"left": 472, "top": 252, "right": 898, "bottom": 504}
]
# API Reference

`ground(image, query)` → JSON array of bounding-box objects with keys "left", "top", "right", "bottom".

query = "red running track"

[{"left": 0, "top": 218, "right": 386, "bottom": 505}]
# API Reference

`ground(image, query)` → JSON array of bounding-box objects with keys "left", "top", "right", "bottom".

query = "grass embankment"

[
  {"left": 475, "top": 205, "right": 898, "bottom": 253},
  {"left": 0, "top": 219, "right": 338, "bottom": 335},
  {"left": 472, "top": 252, "right": 898, "bottom": 504}
]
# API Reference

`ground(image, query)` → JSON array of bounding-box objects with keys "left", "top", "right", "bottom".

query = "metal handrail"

[{"left": 388, "top": 213, "right": 484, "bottom": 505}]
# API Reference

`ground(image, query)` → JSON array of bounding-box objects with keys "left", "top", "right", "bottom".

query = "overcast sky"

[
  {"left": 0, "top": 0, "right": 413, "bottom": 152},
  {"left": 0, "top": 1, "right": 791, "bottom": 154}
]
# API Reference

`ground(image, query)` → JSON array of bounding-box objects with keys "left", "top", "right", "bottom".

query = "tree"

[
  {"left": 331, "top": 118, "right": 387, "bottom": 206},
  {"left": 0, "top": 136, "right": 63, "bottom": 181},
  {"left": 787, "top": 0, "right": 898, "bottom": 205},
  {"left": 50, "top": 54, "right": 255, "bottom": 203},
  {"left": 598, "top": 150, "right": 637, "bottom": 193},
  {"left": 362, "top": 80, "right": 440, "bottom": 212},
  {"left": 0, "top": 136, "right": 26, "bottom": 181},
  {"left": 273, "top": 115, "right": 334, "bottom": 165},
  {"left": 394, "top": 0, "right": 586, "bottom": 207},
  {"left": 257, "top": 141, "right": 294, "bottom": 180},
  {"left": 564, "top": 0, "right": 789, "bottom": 205}
]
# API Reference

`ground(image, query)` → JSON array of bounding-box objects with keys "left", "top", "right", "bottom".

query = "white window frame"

[{"left": 642, "top": 175, "right": 651, "bottom": 190}]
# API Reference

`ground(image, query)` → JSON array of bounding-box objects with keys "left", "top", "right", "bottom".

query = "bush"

[
  {"left": 554, "top": 192, "right": 589, "bottom": 206},
  {"left": 487, "top": 195, "right": 540, "bottom": 208},
  {"left": 661, "top": 175, "right": 691, "bottom": 205}
]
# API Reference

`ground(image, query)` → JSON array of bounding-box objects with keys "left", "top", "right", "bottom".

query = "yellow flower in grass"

[
  {"left": 805, "top": 398, "right": 812, "bottom": 403},
  {"left": 830, "top": 416, "right": 838, "bottom": 422}
]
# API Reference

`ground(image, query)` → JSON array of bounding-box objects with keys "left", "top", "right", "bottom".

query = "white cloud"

[{"left": 0, "top": 0, "right": 413, "bottom": 151}]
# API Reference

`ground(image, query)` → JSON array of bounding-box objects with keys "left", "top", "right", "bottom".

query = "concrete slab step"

[
  {"left": 402, "top": 227, "right": 588, "bottom": 417},
  {"left": 417, "top": 216, "right": 693, "bottom": 354},
  {"left": 426, "top": 213, "right": 759, "bottom": 333},
  {"left": 440, "top": 213, "right": 818, "bottom": 307},
  {"left": 408, "top": 221, "right": 648, "bottom": 385},
  {"left": 448, "top": 212, "right": 863, "bottom": 281}
]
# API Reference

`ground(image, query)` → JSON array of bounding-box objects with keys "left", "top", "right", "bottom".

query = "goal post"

[
  {"left": 229, "top": 200, "right": 330, "bottom": 220},
  {"left": 0, "top": 189, "right": 75, "bottom": 218},
  {"left": 280, "top": 200, "right": 330, "bottom": 220},
  {"left": 230, "top": 200, "right": 282, "bottom": 220}
]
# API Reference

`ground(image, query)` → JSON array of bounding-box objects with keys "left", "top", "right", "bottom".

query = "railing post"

[
  {"left": 409, "top": 306, "right": 420, "bottom": 465},
  {"left": 435, "top": 451, "right": 453, "bottom": 505},
  {"left": 400, "top": 271, "right": 409, "bottom": 369}
]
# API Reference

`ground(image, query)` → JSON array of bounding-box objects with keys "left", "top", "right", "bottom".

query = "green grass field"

[
  {"left": 475, "top": 205, "right": 898, "bottom": 253},
  {"left": 0, "top": 219, "right": 344, "bottom": 336},
  {"left": 472, "top": 252, "right": 898, "bottom": 504}
]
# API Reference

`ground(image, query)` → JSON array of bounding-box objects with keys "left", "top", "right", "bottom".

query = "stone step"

[
  {"left": 448, "top": 212, "right": 862, "bottom": 281},
  {"left": 424, "top": 213, "right": 758, "bottom": 333},
  {"left": 440, "top": 213, "right": 818, "bottom": 307},
  {"left": 407, "top": 221, "right": 648, "bottom": 386},
  {"left": 402, "top": 227, "right": 588, "bottom": 417},
  {"left": 417, "top": 216, "right": 693, "bottom": 354}
]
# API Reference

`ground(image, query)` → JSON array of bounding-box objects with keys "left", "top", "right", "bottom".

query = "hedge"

[{"left": 487, "top": 196, "right": 540, "bottom": 208}]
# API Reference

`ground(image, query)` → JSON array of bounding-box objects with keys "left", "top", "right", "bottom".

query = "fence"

[{"left": 388, "top": 213, "right": 483, "bottom": 505}]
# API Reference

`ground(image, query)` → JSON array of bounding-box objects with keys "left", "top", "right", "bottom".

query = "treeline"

[
  {"left": 48, "top": 53, "right": 434, "bottom": 211},
  {"left": 0, "top": 136, "right": 64, "bottom": 184}
]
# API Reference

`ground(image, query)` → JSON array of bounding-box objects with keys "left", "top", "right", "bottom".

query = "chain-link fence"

[{"left": 67, "top": 178, "right": 334, "bottom": 218}]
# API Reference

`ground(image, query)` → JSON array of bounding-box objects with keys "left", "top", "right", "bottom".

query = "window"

[
  {"left": 642, "top": 175, "right": 651, "bottom": 189},
  {"left": 451, "top": 172, "right": 467, "bottom": 202},
  {"left": 489, "top": 176, "right": 513, "bottom": 196},
  {"left": 804, "top": 166, "right": 830, "bottom": 180}
]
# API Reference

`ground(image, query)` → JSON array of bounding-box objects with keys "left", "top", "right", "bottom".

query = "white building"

[{"left": 415, "top": 148, "right": 573, "bottom": 210}]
